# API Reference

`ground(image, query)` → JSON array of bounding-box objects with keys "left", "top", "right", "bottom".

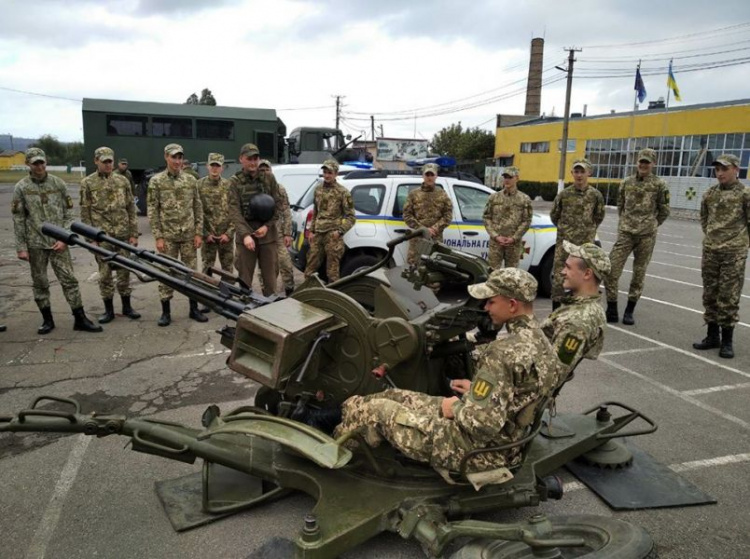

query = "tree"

[
  {"left": 185, "top": 93, "right": 199, "bottom": 105},
  {"left": 430, "top": 123, "right": 495, "bottom": 161},
  {"left": 29, "top": 135, "right": 86, "bottom": 165},
  {"left": 185, "top": 89, "right": 217, "bottom": 106}
]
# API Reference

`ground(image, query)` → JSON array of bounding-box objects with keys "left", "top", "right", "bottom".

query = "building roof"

[
  {"left": 503, "top": 98, "right": 750, "bottom": 128},
  {"left": 0, "top": 150, "right": 23, "bottom": 157},
  {"left": 82, "top": 98, "right": 278, "bottom": 122}
]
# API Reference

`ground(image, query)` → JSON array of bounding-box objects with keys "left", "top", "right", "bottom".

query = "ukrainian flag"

[{"left": 667, "top": 60, "right": 681, "bottom": 102}]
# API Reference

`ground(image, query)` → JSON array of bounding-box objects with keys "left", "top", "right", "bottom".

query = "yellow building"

[
  {"left": 495, "top": 99, "right": 750, "bottom": 182},
  {"left": 0, "top": 150, "right": 25, "bottom": 170}
]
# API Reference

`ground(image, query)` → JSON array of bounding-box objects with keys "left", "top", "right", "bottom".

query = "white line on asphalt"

[
  {"left": 600, "top": 356, "right": 750, "bottom": 429},
  {"left": 617, "top": 291, "right": 750, "bottom": 329},
  {"left": 162, "top": 349, "right": 229, "bottom": 359},
  {"left": 600, "top": 347, "right": 666, "bottom": 356},
  {"left": 25, "top": 435, "right": 92, "bottom": 559},
  {"left": 598, "top": 239, "right": 703, "bottom": 260},
  {"left": 682, "top": 382, "right": 750, "bottom": 396},
  {"left": 620, "top": 270, "right": 750, "bottom": 299},
  {"left": 608, "top": 324, "right": 750, "bottom": 379}
]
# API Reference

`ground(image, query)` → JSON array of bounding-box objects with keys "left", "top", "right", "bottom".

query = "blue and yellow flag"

[
  {"left": 634, "top": 67, "right": 647, "bottom": 103},
  {"left": 667, "top": 60, "right": 681, "bottom": 102}
]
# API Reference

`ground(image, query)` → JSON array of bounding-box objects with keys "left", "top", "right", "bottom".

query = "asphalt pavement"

[{"left": 0, "top": 183, "right": 749, "bottom": 558}]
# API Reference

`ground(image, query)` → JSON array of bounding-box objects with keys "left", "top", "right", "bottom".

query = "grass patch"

[{"left": 0, "top": 170, "right": 86, "bottom": 185}]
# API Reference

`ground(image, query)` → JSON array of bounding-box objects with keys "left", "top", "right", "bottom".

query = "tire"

[
  {"left": 449, "top": 515, "right": 656, "bottom": 559},
  {"left": 340, "top": 253, "right": 382, "bottom": 278},
  {"left": 537, "top": 250, "right": 554, "bottom": 298}
]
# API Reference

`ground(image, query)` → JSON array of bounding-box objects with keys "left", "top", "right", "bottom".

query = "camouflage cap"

[
  {"left": 468, "top": 268, "right": 538, "bottom": 302},
  {"left": 208, "top": 153, "right": 225, "bottom": 166},
  {"left": 713, "top": 154, "right": 740, "bottom": 168},
  {"left": 94, "top": 146, "right": 115, "bottom": 162},
  {"left": 25, "top": 147, "right": 46, "bottom": 164},
  {"left": 118, "top": 158, "right": 128, "bottom": 164},
  {"left": 240, "top": 143, "right": 260, "bottom": 157},
  {"left": 563, "top": 240, "right": 611, "bottom": 280},
  {"left": 502, "top": 166, "right": 520, "bottom": 177},
  {"left": 637, "top": 148, "right": 657, "bottom": 163},
  {"left": 258, "top": 159, "right": 272, "bottom": 169},
  {"left": 164, "top": 143, "right": 184, "bottom": 156},
  {"left": 321, "top": 159, "right": 339, "bottom": 172},
  {"left": 422, "top": 163, "right": 439, "bottom": 175},
  {"left": 572, "top": 158, "right": 592, "bottom": 172}
]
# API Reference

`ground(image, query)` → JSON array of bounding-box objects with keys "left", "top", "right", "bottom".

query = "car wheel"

[
  {"left": 538, "top": 250, "right": 554, "bottom": 298},
  {"left": 340, "top": 253, "right": 382, "bottom": 277}
]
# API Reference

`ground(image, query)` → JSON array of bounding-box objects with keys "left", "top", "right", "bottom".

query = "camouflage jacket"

[
  {"left": 403, "top": 184, "right": 453, "bottom": 234},
  {"left": 541, "top": 294, "right": 606, "bottom": 383},
  {"left": 311, "top": 181, "right": 356, "bottom": 235},
  {"left": 114, "top": 168, "right": 136, "bottom": 196},
  {"left": 450, "top": 315, "right": 558, "bottom": 466},
  {"left": 483, "top": 188, "right": 533, "bottom": 242},
  {"left": 147, "top": 170, "right": 203, "bottom": 242},
  {"left": 80, "top": 172, "right": 138, "bottom": 239},
  {"left": 197, "top": 176, "right": 234, "bottom": 238},
  {"left": 550, "top": 185, "right": 605, "bottom": 244},
  {"left": 700, "top": 180, "right": 750, "bottom": 252},
  {"left": 227, "top": 170, "right": 284, "bottom": 246},
  {"left": 12, "top": 173, "right": 74, "bottom": 252},
  {"left": 182, "top": 167, "right": 200, "bottom": 180},
  {"left": 617, "top": 173, "right": 670, "bottom": 236},
  {"left": 277, "top": 183, "right": 292, "bottom": 237}
]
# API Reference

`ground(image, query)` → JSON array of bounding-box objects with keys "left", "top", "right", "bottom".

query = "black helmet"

[{"left": 247, "top": 193, "right": 276, "bottom": 222}]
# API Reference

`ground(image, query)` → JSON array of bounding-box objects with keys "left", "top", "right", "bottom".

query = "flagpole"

[
  {"left": 661, "top": 59, "right": 672, "bottom": 155},
  {"left": 628, "top": 60, "right": 641, "bottom": 170}
]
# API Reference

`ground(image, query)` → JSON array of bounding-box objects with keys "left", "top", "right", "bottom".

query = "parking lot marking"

[
  {"left": 620, "top": 270, "right": 750, "bottom": 300},
  {"left": 618, "top": 291, "right": 750, "bottom": 329},
  {"left": 599, "top": 356, "right": 750, "bottom": 430},
  {"left": 599, "top": 238, "right": 703, "bottom": 260},
  {"left": 682, "top": 382, "right": 750, "bottom": 396},
  {"left": 25, "top": 435, "right": 92, "bottom": 559},
  {"left": 600, "top": 347, "right": 665, "bottom": 356}
]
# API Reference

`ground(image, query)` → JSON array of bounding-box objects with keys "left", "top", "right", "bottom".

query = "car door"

[{"left": 449, "top": 182, "right": 492, "bottom": 260}]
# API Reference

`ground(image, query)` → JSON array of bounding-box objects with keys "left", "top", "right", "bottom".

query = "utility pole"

[
  {"left": 333, "top": 95, "right": 345, "bottom": 129},
  {"left": 378, "top": 124, "right": 384, "bottom": 138},
  {"left": 371, "top": 115, "right": 375, "bottom": 142},
  {"left": 556, "top": 47, "right": 581, "bottom": 193}
]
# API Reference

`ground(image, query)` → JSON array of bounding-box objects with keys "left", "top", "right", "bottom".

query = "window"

[
  {"left": 106, "top": 115, "right": 147, "bottom": 136},
  {"left": 351, "top": 184, "right": 385, "bottom": 215},
  {"left": 197, "top": 119, "right": 234, "bottom": 140},
  {"left": 255, "top": 132, "right": 276, "bottom": 158},
  {"left": 393, "top": 183, "right": 445, "bottom": 217},
  {"left": 557, "top": 139, "right": 577, "bottom": 152},
  {"left": 453, "top": 185, "right": 489, "bottom": 222},
  {"left": 151, "top": 117, "right": 192, "bottom": 138},
  {"left": 520, "top": 141, "right": 549, "bottom": 153}
]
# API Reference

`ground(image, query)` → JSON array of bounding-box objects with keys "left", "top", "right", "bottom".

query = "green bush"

[
  {"left": 517, "top": 180, "right": 539, "bottom": 200},
  {"left": 538, "top": 182, "right": 559, "bottom": 202},
  {"left": 594, "top": 182, "right": 619, "bottom": 205}
]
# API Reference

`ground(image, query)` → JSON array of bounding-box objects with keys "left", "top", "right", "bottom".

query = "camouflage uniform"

[
  {"left": 274, "top": 183, "right": 295, "bottom": 291},
  {"left": 304, "top": 171, "right": 356, "bottom": 283},
  {"left": 699, "top": 177, "right": 750, "bottom": 327},
  {"left": 80, "top": 170, "right": 139, "bottom": 298},
  {"left": 182, "top": 166, "right": 200, "bottom": 180},
  {"left": 549, "top": 183, "right": 605, "bottom": 301},
  {"left": 402, "top": 183, "right": 453, "bottom": 266},
  {"left": 198, "top": 175, "right": 235, "bottom": 273},
  {"left": 604, "top": 170, "right": 670, "bottom": 303},
  {"left": 114, "top": 167, "right": 136, "bottom": 196},
  {"left": 482, "top": 188, "right": 532, "bottom": 269},
  {"left": 147, "top": 169, "right": 203, "bottom": 300},
  {"left": 11, "top": 170, "right": 83, "bottom": 310}
]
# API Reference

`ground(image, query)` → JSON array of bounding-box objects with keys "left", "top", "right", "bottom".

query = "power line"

[
  {"left": 277, "top": 104, "right": 331, "bottom": 111},
  {"left": 575, "top": 57, "right": 750, "bottom": 79},
  {"left": 0, "top": 86, "right": 81, "bottom": 103},
  {"left": 583, "top": 21, "right": 750, "bottom": 49},
  {"left": 578, "top": 44, "right": 750, "bottom": 65},
  {"left": 577, "top": 38, "right": 750, "bottom": 61}
]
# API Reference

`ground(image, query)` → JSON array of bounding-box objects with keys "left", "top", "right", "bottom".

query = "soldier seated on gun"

[
  {"left": 334, "top": 268, "right": 559, "bottom": 478},
  {"left": 541, "top": 241, "right": 609, "bottom": 390}
]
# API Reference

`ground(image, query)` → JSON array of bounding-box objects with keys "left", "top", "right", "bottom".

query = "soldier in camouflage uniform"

[
  {"left": 258, "top": 160, "right": 295, "bottom": 295},
  {"left": 198, "top": 153, "right": 234, "bottom": 274},
  {"left": 482, "top": 166, "right": 532, "bottom": 269},
  {"left": 335, "top": 268, "right": 558, "bottom": 477},
  {"left": 114, "top": 158, "right": 136, "bottom": 196},
  {"left": 181, "top": 159, "right": 200, "bottom": 180},
  {"left": 402, "top": 163, "right": 453, "bottom": 266},
  {"left": 693, "top": 154, "right": 750, "bottom": 359},
  {"left": 549, "top": 158, "right": 605, "bottom": 309},
  {"left": 11, "top": 148, "right": 102, "bottom": 334},
  {"left": 147, "top": 143, "right": 207, "bottom": 326},
  {"left": 80, "top": 146, "right": 141, "bottom": 324},
  {"left": 304, "top": 159, "right": 356, "bottom": 283},
  {"left": 604, "top": 148, "right": 670, "bottom": 326},
  {"left": 227, "top": 143, "right": 286, "bottom": 296},
  {"left": 542, "top": 242, "right": 609, "bottom": 389}
]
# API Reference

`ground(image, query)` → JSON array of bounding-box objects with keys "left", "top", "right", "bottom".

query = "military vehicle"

[{"left": 0, "top": 221, "right": 660, "bottom": 558}]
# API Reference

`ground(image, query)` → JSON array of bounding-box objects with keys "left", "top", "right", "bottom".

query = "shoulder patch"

[
  {"left": 558, "top": 334, "right": 583, "bottom": 365},
  {"left": 471, "top": 378, "right": 494, "bottom": 401}
]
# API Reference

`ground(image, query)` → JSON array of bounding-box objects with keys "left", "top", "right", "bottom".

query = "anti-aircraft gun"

[{"left": 0, "top": 222, "right": 661, "bottom": 558}]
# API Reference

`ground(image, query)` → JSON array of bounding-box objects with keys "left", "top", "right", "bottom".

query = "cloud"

[{"left": 131, "top": 0, "right": 235, "bottom": 16}]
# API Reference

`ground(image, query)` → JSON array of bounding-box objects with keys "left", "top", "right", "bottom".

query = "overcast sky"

[{"left": 1, "top": 0, "right": 749, "bottom": 145}]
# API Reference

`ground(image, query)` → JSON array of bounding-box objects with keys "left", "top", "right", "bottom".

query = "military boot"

[
  {"left": 606, "top": 301, "right": 619, "bottom": 324},
  {"left": 98, "top": 298, "right": 116, "bottom": 324},
  {"left": 38, "top": 307, "right": 55, "bottom": 335},
  {"left": 121, "top": 295, "right": 141, "bottom": 320},
  {"left": 72, "top": 308, "right": 103, "bottom": 333},
  {"left": 693, "top": 323, "right": 720, "bottom": 350},
  {"left": 719, "top": 327, "right": 734, "bottom": 359},
  {"left": 158, "top": 300, "right": 171, "bottom": 327},
  {"left": 622, "top": 300, "right": 637, "bottom": 326},
  {"left": 188, "top": 300, "right": 208, "bottom": 323}
]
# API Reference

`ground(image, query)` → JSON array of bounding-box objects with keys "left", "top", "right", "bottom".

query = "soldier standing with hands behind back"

[
  {"left": 482, "top": 166, "right": 532, "bottom": 269},
  {"left": 197, "top": 153, "right": 234, "bottom": 275},
  {"left": 402, "top": 163, "right": 452, "bottom": 266}
]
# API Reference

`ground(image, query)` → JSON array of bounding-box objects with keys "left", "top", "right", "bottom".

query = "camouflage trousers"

[
  {"left": 305, "top": 231, "right": 345, "bottom": 283},
  {"left": 702, "top": 248, "right": 747, "bottom": 327},
  {"left": 159, "top": 239, "right": 197, "bottom": 301},
  {"left": 236, "top": 241, "right": 278, "bottom": 297},
  {"left": 488, "top": 239, "right": 523, "bottom": 269},
  {"left": 96, "top": 240, "right": 132, "bottom": 299},
  {"left": 335, "top": 389, "right": 508, "bottom": 474},
  {"left": 27, "top": 248, "right": 82, "bottom": 310},
  {"left": 407, "top": 234, "right": 443, "bottom": 267},
  {"left": 202, "top": 239, "right": 234, "bottom": 273},
  {"left": 604, "top": 232, "right": 657, "bottom": 303},
  {"left": 257, "top": 241, "right": 294, "bottom": 291}
]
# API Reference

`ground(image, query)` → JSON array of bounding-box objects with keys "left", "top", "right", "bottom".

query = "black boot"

[
  {"left": 198, "top": 304, "right": 211, "bottom": 313},
  {"left": 38, "top": 307, "right": 55, "bottom": 335},
  {"left": 719, "top": 326, "right": 734, "bottom": 359},
  {"left": 189, "top": 300, "right": 208, "bottom": 323},
  {"left": 72, "top": 307, "right": 103, "bottom": 332},
  {"left": 606, "top": 301, "right": 619, "bottom": 324},
  {"left": 98, "top": 298, "right": 115, "bottom": 324},
  {"left": 121, "top": 295, "right": 141, "bottom": 320},
  {"left": 693, "top": 323, "right": 720, "bottom": 350},
  {"left": 622, "top": 300, "right": 637, "bottom": 325},
  {"left": 158, "top": 299, "right": 171, "bottom": 327},
  {"left": 551, "top": 300, "right": 561, "bottom": 311}
]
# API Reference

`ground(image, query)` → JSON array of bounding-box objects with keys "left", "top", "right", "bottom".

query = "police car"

[{"left": 289, "top": 169, "right": 559, "bottom": 296}]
